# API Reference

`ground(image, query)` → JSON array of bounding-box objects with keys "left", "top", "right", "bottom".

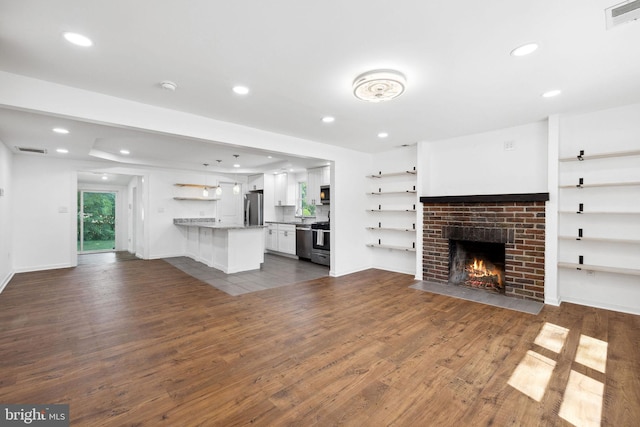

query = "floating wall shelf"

[{"left": 558, "top": 262, "right": 640, "bottom": 276}]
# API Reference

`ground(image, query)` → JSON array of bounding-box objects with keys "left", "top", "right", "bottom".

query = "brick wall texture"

[{"left": 422, "top": 201, "right": 546, "bottom": 302}]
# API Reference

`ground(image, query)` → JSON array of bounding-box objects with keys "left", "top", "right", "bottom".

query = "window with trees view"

[{"left": 299, "top": 182, "right": 316, "bottom": 217}]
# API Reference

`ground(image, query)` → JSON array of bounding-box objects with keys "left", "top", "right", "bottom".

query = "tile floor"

[
  {"left": 410, "top": 280, "right": 543, "bottom": 315},
  {"left": 163, "top": 253, "right": 330, "bottom": 296}
]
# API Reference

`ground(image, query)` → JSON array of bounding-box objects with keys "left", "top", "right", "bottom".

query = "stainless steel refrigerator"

[{"left": 244, "top": 191, "right": 263, "bottom": 226}]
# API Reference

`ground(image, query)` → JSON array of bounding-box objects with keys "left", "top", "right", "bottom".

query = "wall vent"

[
  {"left": 606, "top": 0, "right": 640, "bottom": 29},
  {"left": 15, "top": 146, "right": 47, "bottom": 154}
]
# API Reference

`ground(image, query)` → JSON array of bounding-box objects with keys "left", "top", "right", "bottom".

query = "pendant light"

[
  {"left": 232, "top": 155, "right": 241, "bottom": 195},
  {"left": 215, "top": 160, "right": 223, "bottom": 195},
  {"left": 202, "top": 163, "right": 209, "bottom": 197}
]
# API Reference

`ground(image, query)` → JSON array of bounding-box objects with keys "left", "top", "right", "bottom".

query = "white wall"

[
  {"left": 421, "top": 121, "right": 548, "bottom": 196},
  {"left": 368, "top": 147, "right": 418, "bottom": 276},
  {"left": 557, "top": 102, "right": 640, "bottom": 315},
  {"left": 0, "top": 141, "right": 13, "bottom": 291},
  {"left": 11, "top": 156, "right": 78, "bottom": 272}
]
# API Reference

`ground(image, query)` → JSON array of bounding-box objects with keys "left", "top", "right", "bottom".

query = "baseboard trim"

[
  {"left": 0, "top": 270, "right": 15, "bottom": 294},
  {"left": 561, "top": 295, "right": 640, "bottom": 316},
  {"left": 14, "top": 263, "right": 73, "bottom": 273}
]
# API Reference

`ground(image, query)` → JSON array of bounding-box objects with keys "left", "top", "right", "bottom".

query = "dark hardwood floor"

[{"left": 0, "top": 257, "right": 638, "bottom": 426}]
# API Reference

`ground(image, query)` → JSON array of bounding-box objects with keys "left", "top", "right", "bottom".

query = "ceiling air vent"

[
  {"left": 606, "top": 0, "right": 640, "bottom": 29},
  {"left": 15, "top": 146, "right": 47, "bottom": 154}
]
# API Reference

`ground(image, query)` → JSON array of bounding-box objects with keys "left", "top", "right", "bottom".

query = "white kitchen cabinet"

[
  {"left": 277, "top": 224, "right": 296, "bottom": 255},
  {"left": 307, "top": 166, "right": 329, "bottom": 206},
  {"left": 321, "top": 166, "right": 330, "bottom": 186},
  {"left": 248, "top": 174, "right": 264, "bottom": 191},
  {"left": 266, "top": 223, "right": 278, "bottom": 251},
  {"left": 274, "top": 173, "right": 295, "bottom": 206}
]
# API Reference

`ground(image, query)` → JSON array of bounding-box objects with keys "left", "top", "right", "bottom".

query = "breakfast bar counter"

[{"left": 174, "top": 218, "right": 266, "bottom": 274}]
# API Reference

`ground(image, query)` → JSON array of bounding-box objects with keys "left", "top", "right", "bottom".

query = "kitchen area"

[
  {"left": 248, "top": 165, "right": 331, "bottom": 267},
  {"left": 173, "top": 163, "right": 331, "bottom": 281}
]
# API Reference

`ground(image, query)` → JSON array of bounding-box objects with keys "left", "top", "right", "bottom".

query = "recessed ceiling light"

[
  {"left": 101, "top": 175, "right": 108, "bottom": 180},
  {"left": 120, "top": 149, "right": 130, "bottom": 155},
  {"left": 511, "top": 43, "right": 539, "bottom": 57},
  {"left": 63, "top": 32, "right": 93, "bottom": 47},
  {"left": 267, "top": 155, "right": 273, "bottom": 159},
  {"left": 233, "top": 164, "right": 240, "bottom": 168},
  {"left": 56, "top": 148, "right": 69, "bottom": 154},
  {"left": 378, "top": 132, "right": 389, "bottom": 138},
  {"left": 289, "top": 168, "right": 294, "bottom": 172},
  {"left": 353, "top": 70, "right": 406, "bottom": 103},
  {"left": 322, "top": 116, "right": 335, "bottom": 123},
  {"left": 52, "top": 127, "right": 69, "bottom": 134},
  {"left": 233, "top": 86, "right": 250, "bottom": 95},
  {"left": 542, "top": 89, "right": 562, "bottom": 98}
]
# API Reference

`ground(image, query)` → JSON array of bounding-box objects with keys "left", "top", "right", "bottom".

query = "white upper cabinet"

[
  {"left": 274, "top": 173, "right": 295, "bottom": 206},
  {"left": 307, "top": 166, "right": 330, "bottom": 206},
  {"left": 248, "top": 174, "right": 264, "bottom": 191}
]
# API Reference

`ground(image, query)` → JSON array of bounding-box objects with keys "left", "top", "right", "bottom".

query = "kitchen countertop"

[
  {"left": 265, "top": 221, "right": 314, "bottom": 226},
  {"left": 174, "top": 218, "right": 265, "bottom": 230}
]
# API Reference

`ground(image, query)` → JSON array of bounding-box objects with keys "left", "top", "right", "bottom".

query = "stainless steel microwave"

[{"left": 320, "top": 185, "right": 330, "bottom": 205}]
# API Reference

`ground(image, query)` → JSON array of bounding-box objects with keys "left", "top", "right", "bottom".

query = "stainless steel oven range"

[{"left": 311, "top": 221, "right": 330, "bottom": 266}]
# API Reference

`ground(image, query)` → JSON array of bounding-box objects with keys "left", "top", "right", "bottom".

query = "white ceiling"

[{"left": 1, "top": 0, "right": 639, "bottom": 172}]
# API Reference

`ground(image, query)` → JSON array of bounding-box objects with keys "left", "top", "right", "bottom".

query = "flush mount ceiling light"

[
  {"left": 52, "top": 127, "right": 69, "bottom": 134},
  {"left": 510, "top": 43, "right": 539, "bottom": 57},
  {"left": 377, "top": 132, "right": 389, "bottom": 138},
  {"left": 322, "top": 116, "right": 335, "bottom": 123},
  {"left": 160, "top": 81, "right": 177, "bottom": 91},
  {"left": 63, "top": 32, "right": 93, "bottom": 47},
  {"left": 353, "top": 69, "right": 406, "bottom": 102}
]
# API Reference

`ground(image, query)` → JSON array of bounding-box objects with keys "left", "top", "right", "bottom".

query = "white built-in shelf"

[
  {"left": 366, "top": 227, "right": 416, "bottom": 232},
  {"left": 366, "top": 243, "right": 416, "bottom": 252},
  {"left": 366, "top": 170, "right": 417, "bottom": 178},
  {"left": 559, "top": 181, "right": 640, "bottom": 189},
  {"left": 558, "top": 262, "right": 640, "bottom": 276},
  {"left": 559, "top": 210, "right": 640, "bottom": 215},
  {"left": 174, "top": 183, "right": 220, "bottom": 189},
  {"left": 559, "top": 149, "right": 640, "bottom": 162},
  {"left": 173, "top": 197, "right": 218, "bottom": 201},
  {"left": 559, "top": 236, "right": 640, "bottom": 244},
  {"left": 367, "top": 209, "right": 417, "bottom": 213},
  {"left": 367, "top": 190, "right": 417, "bottom": 195}
]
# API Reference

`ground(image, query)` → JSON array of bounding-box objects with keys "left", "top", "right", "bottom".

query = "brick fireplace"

[{"left": 420, "top": 193, "right": 549, "bottom": 303}]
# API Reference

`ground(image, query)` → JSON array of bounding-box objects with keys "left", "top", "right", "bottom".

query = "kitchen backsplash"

[{"left": 278, "top": 205, "right": 330, "bottom": 223}]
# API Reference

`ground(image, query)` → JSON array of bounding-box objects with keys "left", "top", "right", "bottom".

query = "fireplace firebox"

[{"left": 449, "top": 240, "right": 505, "bottom": 293}]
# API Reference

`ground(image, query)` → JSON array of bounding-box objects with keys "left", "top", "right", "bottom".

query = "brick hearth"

[{"left": 421, "top": 194, "right": 548, "bottom": 303}]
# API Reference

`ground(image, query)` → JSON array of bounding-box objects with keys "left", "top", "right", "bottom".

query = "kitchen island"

[{"left": 174, "top": 218, "right": 266, "bottom": 274}]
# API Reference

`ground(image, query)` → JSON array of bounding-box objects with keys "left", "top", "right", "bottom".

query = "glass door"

[{"left": 77, "top": 191, "right": 116, "bottom": 252}]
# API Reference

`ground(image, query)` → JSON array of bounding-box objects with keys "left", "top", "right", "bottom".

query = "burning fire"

[{"left": 465, "top": 257, "right": 503, "bottom": 288}]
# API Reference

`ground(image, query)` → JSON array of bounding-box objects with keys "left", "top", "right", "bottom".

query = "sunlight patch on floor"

[
  {"left": 575, "top": 334, "right": 608, "bottom": 374},
  {"left": 534, "top": 322, "right": 569, "bottom": 354},
  {"left": 559, "top": 370, "right": 604, "bottom": 427},
  {"left": 507, "top": 350, "right": 556, "bottom": 402}
]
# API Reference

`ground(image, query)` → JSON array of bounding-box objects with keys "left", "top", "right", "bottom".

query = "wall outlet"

[{"left": 504, "top": 140, "right": 516, "bottom": 151}]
